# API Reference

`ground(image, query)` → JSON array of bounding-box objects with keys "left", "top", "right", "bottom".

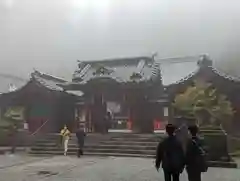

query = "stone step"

[
  {"left": 85, "top": 145, "right": 157, "bottom": 150},
  {"left": 29, "top": 151, "right": 155, "bottom": 158},
  {"left": 36, "top": 138, "right": 77, "bottom": 143},
  {"left": 32, "top": 145, "right": 158, "bottom": 152},
  {"left": 29, "top": 150, "right": 155, "bottom": 157},
  {"left": 109, "top": 138, "right": 160, "bottom": 142},
  {"left": 34, "top": 139, "right": 160, "bottom": 145},
  {"left": 36, "top": 137, "right": 161, "bottom": 142},
  {"left": 30, "top": 147, "right": 156, "bottom": 155},
  {"left": 83, "top": 152, "right": 155, "bottom": 158},
  {"left": 34, "top": 137, "right": 162, "bottom": 146},
  {"left": 33, "top": 143, "right": 159, "bottom": 148},
  {"left": 110, "top": 135, "right": 162, "bottom": 139},
  {"left": 31, "top": 145, "right": 156, "bottom": 153},
  {"left": 100, "top": 141, "right": 159, "bottom": 146},
  {"left": 38, "top": 133, "right": 163, "bottom": 139},
  {"left": 31, "top": 144, "right": 157, "bottom": 151},
  {"left": 84, "top": 148, "right": 156, "bottom": 155},
  {"left": 29, "top": 133, "right": 162, "bottom": 159}
]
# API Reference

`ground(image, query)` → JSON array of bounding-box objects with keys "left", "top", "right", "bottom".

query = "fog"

[{"left": 0, "top": 0, "right": 239, "bottom": 79}]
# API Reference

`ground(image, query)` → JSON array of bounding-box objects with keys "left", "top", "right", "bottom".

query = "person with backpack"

[
  {"left": 186, "top": 125, "right": 208, "bottom": 181},
  {"left": 155, "top": 124, "right": 185, "bottom": 181}
]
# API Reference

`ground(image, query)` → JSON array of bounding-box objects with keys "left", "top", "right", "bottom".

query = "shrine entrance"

[
  {"left": 72, "top": 78, "right": 128, "bottom": 133},
  {"left": 72, "top": 77, "right": 169, "bottom": 133}
]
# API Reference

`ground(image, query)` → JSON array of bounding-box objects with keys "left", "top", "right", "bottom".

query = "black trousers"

[
  {"left": 163, "top": 170, "right": 180, "bottom": 181},
  {"left": 77, "top": 148, "right": 83, "bottom": 157},
  {"left": 187, "top": 170, "right": 201, "bottom": 181},
  {"left": 10, "top": 136, "right": 16, "bottom": 154},
  {"left": 77, "top": 143, "right": 83, "bottom": 158}
]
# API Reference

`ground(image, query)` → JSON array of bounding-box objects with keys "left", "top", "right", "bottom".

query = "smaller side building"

[
  {"left": 165, "top": 55, "right": 240, "bottom": 132},
  {"left": 0, "top": 70, "right": 82, "bottom": 133}
]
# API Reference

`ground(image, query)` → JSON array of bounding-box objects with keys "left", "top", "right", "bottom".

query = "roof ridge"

[
  {"left": 156, "top": 54, "right": 202, "bottom": 64},
  {"left": 31, "top": 70, "right": 67, "bottom": 83},
  {"left": 169, "top": 67, "right": 201, "bottom": 86},
  {"left": 166, "top": 64, "right": 240, "bottom": 88},
  {"left": 79, "top": 56, "right": 153, "bottom": 64},
  {"left": 210, "top": 66, "right": 240, "bottom": 82}
]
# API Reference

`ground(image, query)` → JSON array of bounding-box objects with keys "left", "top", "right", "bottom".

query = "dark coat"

[
  {"left": 176, "top": 124, "right": 189, "bottom": 153},
  {"left": 186, "top": 136, "right": 204, "bottom": 172},
  {"left": 105, "top": 114, "right": 111, "bottom": 129},
  {"left": 155, "top": 135, "right": 185, "bottom": 172},
  {"left": 76, "top": 129, "right": 86, "bottom": 147}
]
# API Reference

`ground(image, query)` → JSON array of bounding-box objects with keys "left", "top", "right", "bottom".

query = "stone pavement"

[
  {"left": 0, "top": 155, "right": 240, "bottom": 181},
  {"left": 0, "top": 154, "right": 45, "bottom": 169}
]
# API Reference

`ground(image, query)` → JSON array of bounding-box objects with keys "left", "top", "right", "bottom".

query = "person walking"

[
  {"left": 104, "top": 112, "right": 112, "bottom": 133},
  {"left": 186, "top": 125, "right": 208, "bottom": 181},
  {"left": 76, "top": 125, "right": 86, "bottom": 158},
  {"left": 9, "top": 124, "right": 18, "bottom": 154},
  {"left": 176, "top": 123, "right": 189, "bottom": 153},
  {"left": 60, "top": 125, "right": 71, "bottom": 156},
  {"left": 155, "top": 124, "right": 185, "bottom": 181}
]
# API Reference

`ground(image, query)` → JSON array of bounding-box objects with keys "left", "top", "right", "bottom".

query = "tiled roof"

[
  {"left": 73, "top": 56, "right": 158, "bottom": 83},
  {"left": 211, "top": 67, "right": 240, "bottom": 82},
  {"left": 162, "top": 55, "right": 240, "bottom": 87},
  {"left": 157, "top": 55, "right": 201, "bottom": 86},
  {"left": 71, "top": 54, "right": 240, "bottom": 88},
  {"left": 31, "top": 70, "right": 67, "bottom": 91},
  {"left": 31, "top": 70, "right": 84, "bottom": 96}
]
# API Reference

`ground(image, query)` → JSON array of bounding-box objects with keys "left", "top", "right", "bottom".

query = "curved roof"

[
  {"left": 68, "top": 54, "right": 240, "bottom": 89},
  {"left": 31, "top": 70, "right": 66, "bottom": 91},
  {"left": 165, "top": 59, "right": 240, "bottom": 92},
  {"left": 72, "top": 56, "right": 158, "bottom": 84},
  {"left": 160, "top": 61, "right": 199, "bottom": 86}
]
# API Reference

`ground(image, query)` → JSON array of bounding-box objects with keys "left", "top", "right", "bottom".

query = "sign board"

[
  {"left": 164, "top": 107, "right": 169, "bottom": 117},
  {"left": 106, "top": 102, "right": 121, "bottom": 113},
  {"left": 24, "top": 122, "right": 28, "bottom": 130}
]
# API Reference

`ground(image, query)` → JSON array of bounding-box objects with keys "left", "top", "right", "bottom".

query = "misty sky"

[{"left": 0, "top": 0, "right": 240, "bottom": 79}]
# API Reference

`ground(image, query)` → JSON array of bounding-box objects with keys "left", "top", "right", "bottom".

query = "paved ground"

[{"left": 0, "top": 155, "right": 240, "bottom": 181}]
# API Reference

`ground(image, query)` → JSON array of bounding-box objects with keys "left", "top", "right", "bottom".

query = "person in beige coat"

[{"left": 60, "top": 125, "right": 71, "bottom": 156}]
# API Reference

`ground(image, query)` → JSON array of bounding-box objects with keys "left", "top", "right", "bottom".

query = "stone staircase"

[{"left": 29, "top": 133, "right": 163, "bottom": 158}]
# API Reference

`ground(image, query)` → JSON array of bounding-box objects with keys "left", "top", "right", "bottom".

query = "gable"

[{"left": 72, "top": 56, "right": 158, "bottom": 83}]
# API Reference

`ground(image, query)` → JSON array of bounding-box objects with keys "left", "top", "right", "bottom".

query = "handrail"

[{"left": 30, "top": 119, "right": 49, "bottom": 136}]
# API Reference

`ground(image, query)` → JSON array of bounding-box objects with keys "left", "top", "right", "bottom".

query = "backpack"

[{"left": 192, "top": 140, "right": 208, "bottom": 172}]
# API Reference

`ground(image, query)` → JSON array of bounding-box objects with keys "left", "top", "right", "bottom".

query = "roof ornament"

[
  {"left": 197, "top": 54, "right": 213, "bottom": 67},
  {"left": 151, "top": 62, "right": 161, "bottom": 81},
  {"left": 92, "top": 65, "right": 114, "bottom": 76},
  {"left": 136, "top": 59, "right": 145, "bottom": 74},
  {"left": 151, "top": 52, "right": 158, "bottom": 60},
  {"left": 9, "top": 83, "right": 17, "bottom": 92},
  {"left": 73, "top": 61, "right": 91, "bottom": 82},
  {"left": 130, "top": 72, "right": 142, "bottom": 82},
  {"left": 77, "top": 60, "right": 86, "bottom": 69}
]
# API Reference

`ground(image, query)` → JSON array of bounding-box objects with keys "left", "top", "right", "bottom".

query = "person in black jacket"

[
  {"left": 186, "top": 125, "right": 206, "bottom": 181},
  {"left": 76, "top": 125, "right": 86, "bottom": 158},
  {"left": 155, "top": 124, "right": 185, "bottom": 181}
]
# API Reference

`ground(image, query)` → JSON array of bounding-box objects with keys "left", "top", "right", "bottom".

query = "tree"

[
  {"left": 173, "top": 81, "right": 234, "bottom": 126},
  {"left": 0, "top": 107, "right": 25, "bottom": 153}
]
